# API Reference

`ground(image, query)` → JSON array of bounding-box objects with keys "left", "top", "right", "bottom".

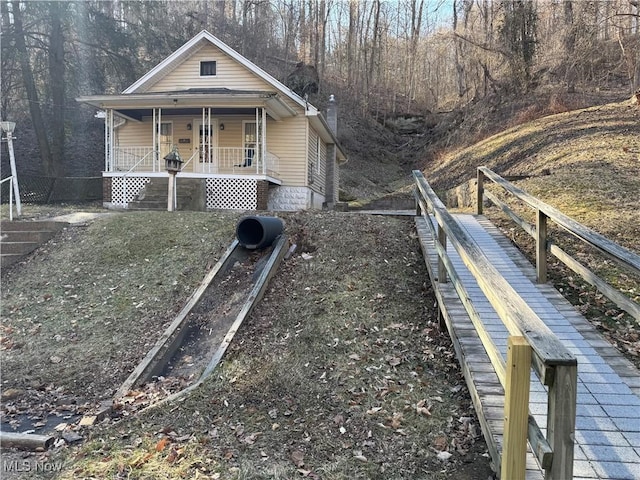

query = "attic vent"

[{"left": 200, "top": 61, "right": 217, "bottom": 76}]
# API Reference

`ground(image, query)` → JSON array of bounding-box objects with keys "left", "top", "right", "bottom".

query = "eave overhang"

[{"left": 76, "top": 90, "right": 297, "bottom": 122}]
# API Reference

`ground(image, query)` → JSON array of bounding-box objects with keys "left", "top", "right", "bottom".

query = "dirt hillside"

[
  {"left": 0, "top": 211, "right": 493, "bottom": 479},
  {"left": 1, "top": 93, "right": 638, "bottom": 479}
]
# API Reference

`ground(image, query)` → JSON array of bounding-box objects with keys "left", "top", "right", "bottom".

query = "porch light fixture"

[
  {"left": 187, "top": 123, "right": 192, "bottom": 130},
  {"left": 219, "top": 123, "right": 224, "bottom": 131}
]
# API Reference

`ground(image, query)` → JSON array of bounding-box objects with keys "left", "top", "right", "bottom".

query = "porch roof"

[{"left": 77, "top": 88, "right": 298, "bottom": 121}]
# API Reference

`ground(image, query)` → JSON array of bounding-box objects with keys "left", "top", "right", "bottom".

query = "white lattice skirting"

[
  {"left": 206, "top": 178, "right": 257, "bottom": 210},
  {"left": 111, "top": 177, "right": 150, "bottom": 207}
]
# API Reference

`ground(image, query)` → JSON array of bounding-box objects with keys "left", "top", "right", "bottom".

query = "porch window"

[
  {"left": 200, "top": 61, "right": 217, "bottom": 76},
  {"left": 243, "top": 122, "right": 256, "bottom": 167},
  {"left": 315, "top": 134, "right": 321, "bottom": 174},
  {"left": 159, "top": 122, "right": 173, "bottom": 160},
  {"left": 199, "top": 124, "right": 214, "bottom": 162},
  {"left": 308, "top": 130, "right": 319, "bottom": 184}
]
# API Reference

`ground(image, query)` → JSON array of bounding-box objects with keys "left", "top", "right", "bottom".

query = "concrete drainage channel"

[
  {"left": 0, "top": 216, "right": 289, "bottom": 450},
  {"left": 114, "top": 215, "right": 289, "bottom": 411}
]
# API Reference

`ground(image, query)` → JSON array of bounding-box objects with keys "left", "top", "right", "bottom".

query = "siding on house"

[
  {"left": 306, "top": 128, "right": 327, "bottom": 196},
  {"left": 265, "top": 115, "right": 307, "bottom": 186},
  {"left": 317, "top": 134, "right": 327, "bottom": 195},
  {"left": 148, "top": 44, "right": 274, "bottom": 93},
  {"left": 115, "top": 113, "right": 308, "bottom": 183},
  {"left": 116, "top": 120, "right": 151, "bottom": 146}
]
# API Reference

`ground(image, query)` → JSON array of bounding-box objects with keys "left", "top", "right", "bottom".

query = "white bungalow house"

[{"left": 78, "top": 30, "right": 347, "bottom": 211}]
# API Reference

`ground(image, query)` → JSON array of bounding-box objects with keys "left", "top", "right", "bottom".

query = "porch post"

[
  {"left": 201, "top": 107, "right": 205, "bottom": 171},
  {"left": 152, "top": 108, "right": 157, "bottom": 172},
  {"left": 261, "top": 106, "right": 267, "bottom": 175},
  {"left": 157, "top": 107, "right": 162, "bottom": 172},
  {"left": 105, "top": 109, "right": 113, "bottom": 172},
  {"left": 208, "top": 107, "right": 212, "bottom": 167}
]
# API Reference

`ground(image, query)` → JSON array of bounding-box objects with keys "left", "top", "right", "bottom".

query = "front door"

[{"left": 193, "top": 119, "right": 218, "bottom": 173}]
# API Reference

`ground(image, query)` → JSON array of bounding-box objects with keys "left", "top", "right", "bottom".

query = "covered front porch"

[
  {"left": 104, "top": 104, "right": 282, "bottom": 178},
  {"left": 80, "top": 90, "right": 293, "bottom": 210}
]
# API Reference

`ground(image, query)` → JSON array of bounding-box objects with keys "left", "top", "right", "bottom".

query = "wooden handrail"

[
  {"left": 477, "top": 166, "right": 640, "bottom": 321},
  {"left": 413, "top": 170, "right": 577, "bottom": 480},
  {"left": 478, "top": 166, "right": 640, "bottom": 274},
  {"left": 414, "top": 171, "right": 575, "bottom": 369}
]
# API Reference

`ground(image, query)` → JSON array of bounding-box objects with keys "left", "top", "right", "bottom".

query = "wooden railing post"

[
  {"left": 438, "top": 225, "right": 447, "bottom": 283},
  {"left": 477, "top": 168, "right": 485, "bottom": 215},
  {"left": 546, "top": 363, "right": 577, "bottom": 480},
  {"left": 501, "top": 336, "right": 532, "bottom": 480},
  {"left": 415, "top": 188, "right": 422, "bottom": 217},
  {"left": 536, "top": 209, "right": 548, "bottom": 283}
]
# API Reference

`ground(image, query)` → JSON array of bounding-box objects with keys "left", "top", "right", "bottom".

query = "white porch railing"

[
  {"left": 197, "top": 147, "right": 279, "bottom": 176},
  {"left": 113, "top": 146, "right": 158, "bottom": 172},
  {"left": 111, "top": 146, "right": 280, "bottom": 176}
]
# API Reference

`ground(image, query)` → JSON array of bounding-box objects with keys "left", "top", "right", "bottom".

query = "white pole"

[
  {"left": 109, "top": 110, "right": 114, "bottom": 171},
  {"left": 104, "top": 110, "right": 108, "bottom": 171},
  {"left": 261, "top": 107, "right": 266, "bottom": 175},
  {"left": 152, "top": 108, "right": 156, "bottom": 171},
  {"left": 201, "top": 108, "right": 205, "bottom": 173},
  {"left": 167, "top": 172, "right": 175, "bottom": 212},
  {"left": 208, "top": 107, "right": 212, "bottom": 172},
  {"left": 6, "top": 131, "right": 21, "bottom": 216},
  {"left": 158, "top": 108, "right": 162, "bottom": 172},
  {"left": 9, "top": 177, "right": 13, "bottom": 221}
]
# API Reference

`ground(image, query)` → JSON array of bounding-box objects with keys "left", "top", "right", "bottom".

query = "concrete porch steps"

[
  {"left": 128, "top": 178, "right": 205, "bottom": 211},
  {"left": 0, "top": 221, "right": 68, "bottom": 268}
]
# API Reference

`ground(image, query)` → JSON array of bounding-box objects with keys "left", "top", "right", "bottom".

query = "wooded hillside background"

[{"left": 1, "top": 0, "right": 639, "bottom": 178}]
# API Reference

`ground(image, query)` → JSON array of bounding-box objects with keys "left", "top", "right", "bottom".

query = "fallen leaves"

[
  {"left": 291, "top": 449, "right": 305, "bottom": 467},
  {"left": 386, "top": 356, "right": 402, "bottom": 367},
  {"left": 155, "top": 437, "right": 169, "bottom": 452},
  {"left": 416, "top": 399, "right": 432, "bottom": 416},
  {"left": 386, "top": 412, "right": 403, "bottom": 430}
]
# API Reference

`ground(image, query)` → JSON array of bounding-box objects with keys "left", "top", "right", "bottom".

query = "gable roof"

[{"left": 124, "top": 30, "right": 312, "bottom": 112}]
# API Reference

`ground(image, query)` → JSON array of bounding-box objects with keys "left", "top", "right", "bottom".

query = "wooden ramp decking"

[{"left": 416, "top": 213, "right": 640, "bottom": 480}]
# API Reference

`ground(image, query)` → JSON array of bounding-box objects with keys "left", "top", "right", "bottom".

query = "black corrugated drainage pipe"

[{"left": 236, "top": 215, "right": 284, "bottom": 249}]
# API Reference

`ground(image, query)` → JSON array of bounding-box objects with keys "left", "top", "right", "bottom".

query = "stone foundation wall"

[{"left": 268, "top": 186, "right": 316, "bottom": 211}]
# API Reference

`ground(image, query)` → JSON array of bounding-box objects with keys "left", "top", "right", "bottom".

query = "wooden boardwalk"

[{"left": 416, "top": 214, "right": 640, "bottom": 480}]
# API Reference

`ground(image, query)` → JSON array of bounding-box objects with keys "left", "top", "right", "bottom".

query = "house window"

[
  {"left": 243, "top": 122, "right": 256, "bottom": 167},
  {"left": 159, "top": 122, "right": 173, "bottom": 159},
  {"left": 315, "top": 135, "right": 321, "bottom": 174},
  {"left": 198, "top": 124, "right": 214, "bottom": 163},
  {"left": 309, "top": 131, "right": 319, "bottom": 184},
  {"left": 200, "top": 61, "right": 217, "bottom": 76}
]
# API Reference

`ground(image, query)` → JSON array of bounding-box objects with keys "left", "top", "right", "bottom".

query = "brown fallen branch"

[{"left": 0, "top": 431, "right": 54, "bottom": 451}]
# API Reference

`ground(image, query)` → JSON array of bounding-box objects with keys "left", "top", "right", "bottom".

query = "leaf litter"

[{"left": 1, "top": 210, "right": 493, "bottom": 479}]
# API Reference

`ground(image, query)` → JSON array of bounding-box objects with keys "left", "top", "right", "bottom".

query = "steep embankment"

[
  {"left": 424, "top": 99, "right": 640, "bottom": 363},
  {"left": 428, "top": 100, "right": 640, "bottom": 250}
]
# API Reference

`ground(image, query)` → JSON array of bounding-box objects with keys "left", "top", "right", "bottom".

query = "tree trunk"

[
  {"left": 49, "top": 1, "right": 66, "bottom": 177},
  {"left": 11, "top": 1, "right": 55, "bottom": 177},
  {"left": 453, "top": 0, "right": 467, "bottom": 98},
  {"left": 563, "top": 0, "right": 576, "bottom": 93},
  {"left": 347, "top": 0, "right": 358, "bottom": 87}
]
